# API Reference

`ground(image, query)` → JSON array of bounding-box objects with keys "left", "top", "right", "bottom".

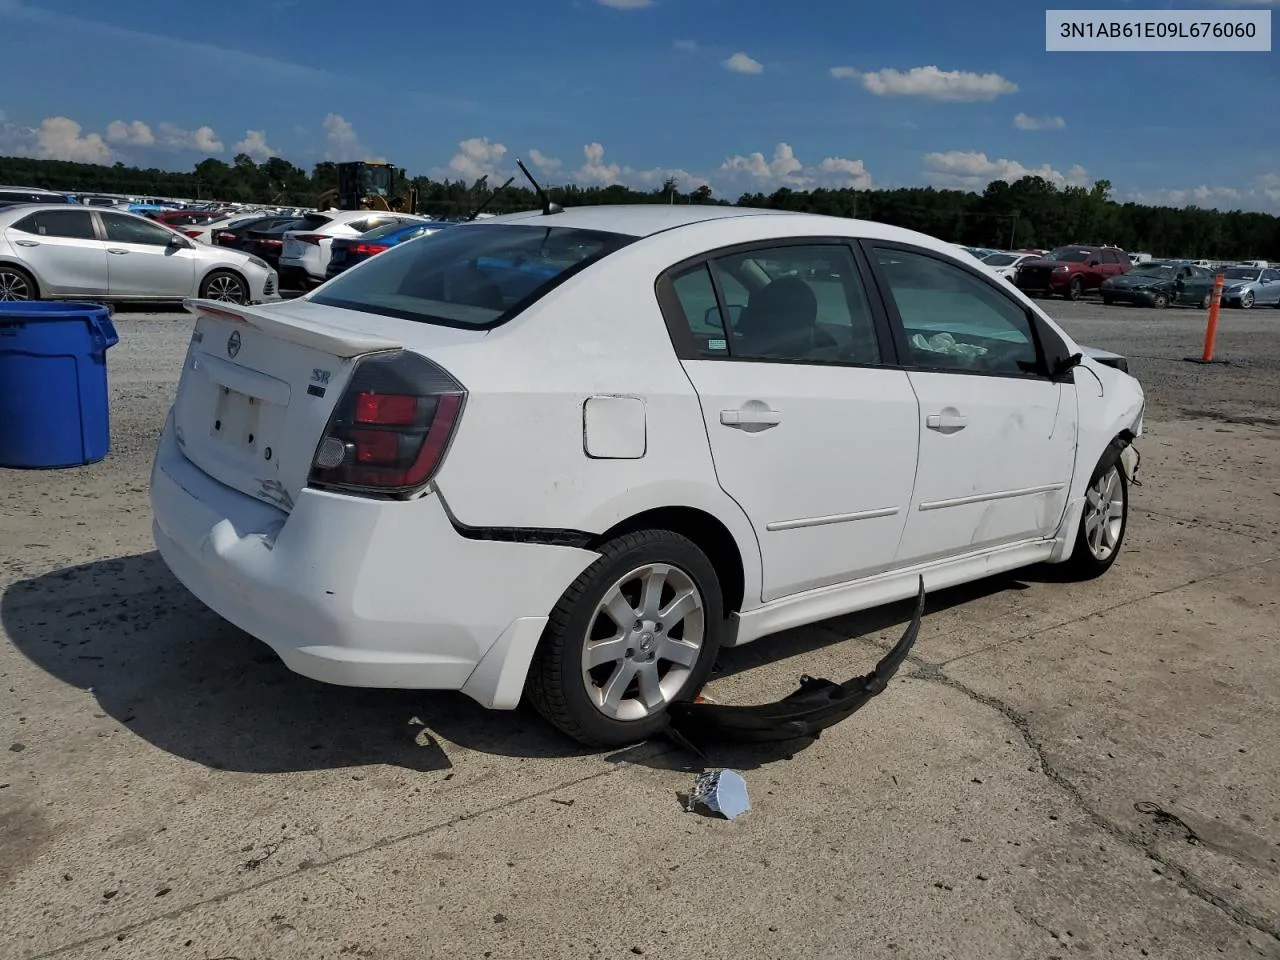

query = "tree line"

[{"left": 1, "top": 152, "right": 1275, "bottom": 260}]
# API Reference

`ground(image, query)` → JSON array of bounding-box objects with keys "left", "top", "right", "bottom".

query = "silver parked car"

[
  {"left": 1218, "top": 266, "right": 1280, "bottom": 309},
  {"left": 0, "top": 204, "right": 279, "bottom": 304}
]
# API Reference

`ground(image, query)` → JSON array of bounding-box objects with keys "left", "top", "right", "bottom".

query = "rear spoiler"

[
  {"left": 664, "top": 577, "right": 925, "bottom": 754},
  {"left": 183, "top": 298, "right": 401, "bottom": 358}
]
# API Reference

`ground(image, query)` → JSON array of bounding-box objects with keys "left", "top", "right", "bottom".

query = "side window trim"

[
  {"left": 654, "top": 235, "right": 901, "bottom": 367},
  {"left": 857, "top": 238, "right": 1067, "bottom": 382}
]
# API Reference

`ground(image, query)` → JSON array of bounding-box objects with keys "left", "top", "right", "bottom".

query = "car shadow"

[
  {"left": 1, "top": 552, "right": 452, "bottom": 775},
  {"left": 5, "top": 552, "right": 1046, "bottom": 776}
]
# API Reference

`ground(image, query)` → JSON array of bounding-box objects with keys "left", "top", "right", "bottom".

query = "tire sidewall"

[
  {"left": 1067, "top": 277, "right": 1083, "bottom": 300},
  {"left": 536, "top": 532, "right": 725, "bottom": 745}
]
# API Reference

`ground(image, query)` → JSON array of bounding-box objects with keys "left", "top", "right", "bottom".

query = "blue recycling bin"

[{"left": 0, "top": 301, "right": 118, "bottom": 469}]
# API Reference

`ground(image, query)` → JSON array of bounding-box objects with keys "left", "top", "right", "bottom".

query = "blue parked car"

[{"left": 324, "top": 219, "right": 452, "bottom": 280}]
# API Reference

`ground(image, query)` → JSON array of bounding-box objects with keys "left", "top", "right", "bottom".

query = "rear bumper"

[{"left": 149, "top": 416, "right": 597, "bottom": 706}]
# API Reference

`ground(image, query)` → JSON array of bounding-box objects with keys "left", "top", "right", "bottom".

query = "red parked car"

[{"left": 1015, "top": 245, "right": 1129, "bottom": 300}]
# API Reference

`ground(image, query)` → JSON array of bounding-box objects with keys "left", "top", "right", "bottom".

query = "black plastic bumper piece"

[{"left": 665, "top": 576, "right": 925, "bottom": 748}]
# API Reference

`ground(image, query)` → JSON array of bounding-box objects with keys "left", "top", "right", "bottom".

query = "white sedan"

[
  {"left": 0, "top": 204, "right": 279, "bottom": 304},
  {"left": 150, "top": 205, "right": 1144, "bottom": 746},
  {"left": 982, "top": 251, "right": 1043, "bottom": 281}
]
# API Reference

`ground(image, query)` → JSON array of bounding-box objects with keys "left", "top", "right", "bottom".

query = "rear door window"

[
  {"left": 100, "top": 212, "right": 178, "bottom": 246},
  {"left": 12, "top": 209, "right": 97, "bottom": 239},
  {"left": 311, "top": 223, "right": 635, "bottom": 328}
]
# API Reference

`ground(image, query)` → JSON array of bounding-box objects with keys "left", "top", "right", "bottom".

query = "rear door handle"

[
  {"left": 13, "top": 239, "right": 39, "bottom": 247},
  {"left": 925, "top": 411, "right": 967, "bottom": 433},
  {"left": 107, "top": 248, "right": 129, "bottom": 255},
  {"left": 721, "top": 407, "right": 782, "bottom": 429}
]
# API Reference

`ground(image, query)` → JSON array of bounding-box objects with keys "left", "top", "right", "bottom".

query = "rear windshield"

[
  {"left": 361, "top": 219, "right": 447, "bottom": 242},
  {"left": 1047, "top": 247, "right": 1092, "bottom": 263},
  {"left": 311, "top": 223, "right": 636, "bottom": 329},
  {"left": 298, "top": 213, "right": 334, "bottom": 230}
]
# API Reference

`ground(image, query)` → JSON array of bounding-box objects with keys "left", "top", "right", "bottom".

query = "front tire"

[
  {"left": 1151, "top": 292, "right": 1168, "bottom": 309},
  {"left": 0, "top": 264, "right": 37, "bottom": 301},
  {"left": 200, "top": 270, "right": 249, "bottom": 304},
  {"left": 1239, "top": 291, "right": 1254, "bottom": 309},
  {"left": 1063, "top": 455, "right": 1129, "bottom": 579},
  {"left": 526, "top": 529, "right": 725, "bottom": 747},
  {"left": 1066, "top": 277, "right": 1084, "bottom": 301}
]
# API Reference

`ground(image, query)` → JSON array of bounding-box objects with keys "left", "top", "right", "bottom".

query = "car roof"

[{"left": 478, "top": 204, "right": 796, "bottom": 237}]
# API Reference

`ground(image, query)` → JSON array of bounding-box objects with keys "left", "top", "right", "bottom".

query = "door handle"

[
  {"left": 925, "top": 411, "right": 967, "bottom": 433},
  {"left": 13, "top": 239, "right": 39, "bottom": 247},
  {"left": 721, "top": 407, "right": 781, "bottom": 430},
  {"left": 107, "top": 248, "right": 129, "bottom": 255}
]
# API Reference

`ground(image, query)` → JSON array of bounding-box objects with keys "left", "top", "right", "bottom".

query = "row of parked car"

[
  {"left": 962, "top": 243, "right": 1279, "bottom": 309},
  {"left": 0, "top": 184, "right": 461, "bottom": 304}
]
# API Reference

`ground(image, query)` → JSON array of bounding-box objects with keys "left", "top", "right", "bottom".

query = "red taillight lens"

[
  {"left": 261, "top": 239, "right": 283, "bottom": 247},
  {"left": 350, "top": 243, "right": 389, "bottom": 256},
  {"left": 355, "top": 392, "right": 418, "bottom": 425},
  {"left": 294, "top": 233, "right": 325, "bottom": 245},
  {"left": 308, "top": 353, "right": 466, "bottom": 496}
]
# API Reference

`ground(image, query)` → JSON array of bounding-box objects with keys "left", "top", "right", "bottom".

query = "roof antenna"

[
  {"left": 466, "top": 176, "right": 514, "bottom": 221},
  {"left": 516, "top": 158, "right": 563, "bottom": 216}
]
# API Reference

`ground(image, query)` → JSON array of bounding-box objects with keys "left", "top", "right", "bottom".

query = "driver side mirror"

[{"left": 168, "top": 233, "right": 190, "bottom": 248}]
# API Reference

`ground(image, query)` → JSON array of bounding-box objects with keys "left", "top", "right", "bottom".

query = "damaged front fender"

[{"left": 665, "top": 577, "right": 925, "bottom": 749}]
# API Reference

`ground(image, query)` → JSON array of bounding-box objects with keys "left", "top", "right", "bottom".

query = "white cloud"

[
  {"left": 594, "top": 0, "right": 654, "bottom": 7},
  {"left": 157, "top": 122, "right": 224, "bottom": 154},
  {"left": 922, "top": 150, "right": 1089, "bottom": 189},
  {"left": 833, "top": 65, "right": 1018, "bottom": 101},
  {"left": 719, "top": 142, "right": 872, "bottom": 191},
  {"left": 233, "top": 130, "right": 277, "bottom": 161},
  {"left": 447, "top": 136, "right": 509, "bottom": 183},
  {"left": 673, "top": 39, "right": 698, "bottom": 51},
  {"left": 25, "top": 116, "right": 115, "bottom": 163},
  {"left": 1124, "top": 185, "right": 1244, "bottom": 208},
  {"left": 1014, "top": 112, "right": 1066, "bottom": 131},
  {"left": 528, "top": 148, "right": 563, "bottom": 174},
  {"left": 578, "top": 142, "right": 623, "bottom": 185},
  {"left": 723, "top": 52, "right": 764, "bottom": 75},
  {"left": 105, "top": 119, "right": 155, "bottom": 147},
  {"left": 321, "top": 112, "right": 381, "bottom": 162}
]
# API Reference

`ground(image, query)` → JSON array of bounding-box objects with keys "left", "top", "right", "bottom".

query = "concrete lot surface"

[{"left": 2, "top": 300, "right": 1278, "bottom": 959}]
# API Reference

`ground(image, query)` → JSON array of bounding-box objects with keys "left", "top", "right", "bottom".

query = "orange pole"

[{"left": 1201, "top": 273, "right": 1224, "bottom": 362}]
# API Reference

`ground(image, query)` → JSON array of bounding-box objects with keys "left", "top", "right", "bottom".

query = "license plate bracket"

[{"left": 212, "top": 385, "right": 262, "bottom": 454}]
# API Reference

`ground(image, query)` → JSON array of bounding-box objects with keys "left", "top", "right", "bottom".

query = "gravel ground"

[{"left": 1, "top": 298, "right": 1278, "bottom": 960}]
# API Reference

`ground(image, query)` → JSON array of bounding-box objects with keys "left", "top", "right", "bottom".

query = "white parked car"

[
  {"left": 0, "top": 204, "right": 279, "bottom": 304},
  {"left": 277, "top": 210, "right": 429, "bottom": 289},
  {"left": 982, "top": 251, "right": 1043, "bottom": 281},
  {"left": 150, "top": 205, "right": 1144, "bottom": 746}
]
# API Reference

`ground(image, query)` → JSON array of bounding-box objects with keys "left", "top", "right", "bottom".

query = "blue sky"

[{"left": 0, "top": 0, "right": 1277, "bottom": 211}]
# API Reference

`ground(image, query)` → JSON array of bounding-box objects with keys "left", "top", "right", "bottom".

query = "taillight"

[
  {"left": 350, "top": 243, "right": 389, "bottom": 256},
  {"left": 308, "top": 352, "right": 466, "bottom": 497},
  {"left": 294, "top": 234, "right": 325, "bottom": 245},
  {"left": 215, "top": 232, "right": 236, "bottom": 244}
]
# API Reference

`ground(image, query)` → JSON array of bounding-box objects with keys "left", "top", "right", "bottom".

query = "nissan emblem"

[{"left": 227, "top": 330, "right": 242, "bottom": 358}]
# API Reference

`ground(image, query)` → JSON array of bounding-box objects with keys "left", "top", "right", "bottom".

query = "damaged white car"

[{"left": 149, "top": 204, "right": 1144, "bottom": 746}]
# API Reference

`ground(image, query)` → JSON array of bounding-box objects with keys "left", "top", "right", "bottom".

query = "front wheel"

[
  {"left": 1063, "top": 455, "right": 1129, "bottom": 579},
  {"left": 200, "top": 270, "right": 249, "bottom": 304},
  {"left": 526, "top": 529, "right": 725, "bottom": 747},
  {"left": 1239, "top": 291, "right": 1254, "bottom": 309},
  {"left": 1200, "top": 292, "right": 1212, "bottom": 310},
  {"left": 1066, "top": 277, "right": 1084, "bottom": 301},
  {"left": 1150, "top": 292, "right": 1169, "bottom": 309}
]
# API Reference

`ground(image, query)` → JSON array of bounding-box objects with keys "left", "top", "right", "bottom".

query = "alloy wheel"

[
  {"left": 0, "top": 271, "right": 32, "bottom": 301},
  {"left": 581, "top": 562, "right": 705, "bottom": 722},
  {"left": 1083, "top": 466, "right": 1125, "bottom": 562},
  {"left": 206, "top": 275, "right": 246, "bottom": 303}
]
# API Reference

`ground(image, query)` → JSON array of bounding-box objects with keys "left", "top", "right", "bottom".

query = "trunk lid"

[{"left": 171, "top": 298, "right": 479, "bottom": 511}]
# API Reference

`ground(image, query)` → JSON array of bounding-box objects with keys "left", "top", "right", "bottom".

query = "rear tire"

[
  {"left": 526, "top": 529, "right": 725, "bottom": 747},
  {"left": 200, "top": 270, "right": 249, "bottom": 304},
  {"left": 0, "top": 264, "right": 37, "bottom": 301},
  {"left": 1062, "top": 452, "right": 1129, "bottom": 580}
]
